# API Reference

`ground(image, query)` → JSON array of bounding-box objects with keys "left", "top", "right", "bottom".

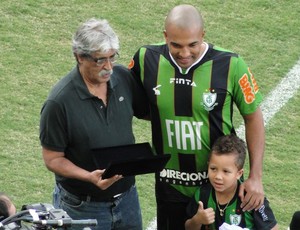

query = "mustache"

[{"left": 99, "top": 69, "right": 113, "bottom": 77}]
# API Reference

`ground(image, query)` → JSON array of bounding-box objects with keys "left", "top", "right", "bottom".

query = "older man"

[{"left": 40, "top": 18, "right": 148, "bottom": 230}]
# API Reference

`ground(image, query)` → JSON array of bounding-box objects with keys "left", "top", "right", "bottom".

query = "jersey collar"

[{"left": 169, "top": 42, "right": 209, "bottom": 75}]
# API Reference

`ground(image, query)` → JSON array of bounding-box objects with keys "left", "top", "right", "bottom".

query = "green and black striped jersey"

[
  {"left": 186, "top": 182, "right": 277, "bottom": 230},
  {"left": 130, "top": 43, "right": 263, "bottom": 201}
]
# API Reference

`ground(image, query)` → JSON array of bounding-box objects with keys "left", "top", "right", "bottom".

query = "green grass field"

[{"left": 1, "top": 0, "right": 299, "bottom": 229}]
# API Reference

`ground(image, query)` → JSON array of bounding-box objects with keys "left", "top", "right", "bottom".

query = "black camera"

[{"left": 0, "top": 203, "right": 97, "bottom": 230}]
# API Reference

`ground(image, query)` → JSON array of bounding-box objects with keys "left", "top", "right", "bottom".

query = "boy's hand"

[{"left": 196, "top": 201, "right": 215, "bottom": 225}]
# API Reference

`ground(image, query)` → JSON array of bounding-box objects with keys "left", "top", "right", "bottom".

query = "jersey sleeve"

[
  {"left": 252, "top": 197, "right": 278, "bottom": 229},
  {"left": 129, "top": 50, "right": 140, "bottom": 78},
  {"left": 117, "top": 64, "right": 149, "bottom": 119},
  {"left": 129, "top": 47, "right": 148, "bottom": 84},
  {"left": 128, "top": 48, "right": 150, "bottom": 118},
  {"left": 231, "top": 56, "right": 263, "bottom": 115}
]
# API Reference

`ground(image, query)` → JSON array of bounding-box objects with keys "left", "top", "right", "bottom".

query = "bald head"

[
  {"left": 164, "top": 4, "right": 204, "bottom": 31},
  {"left": 0, "top": 193, "right": 16, "bottom": 219}
]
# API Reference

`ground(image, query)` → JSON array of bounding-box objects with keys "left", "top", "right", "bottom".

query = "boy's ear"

[{"left": 237, "top": 168, "right": 244, "bottom": 180}]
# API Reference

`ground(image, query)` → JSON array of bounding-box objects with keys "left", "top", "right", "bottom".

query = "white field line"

[
  {"left": 145, "top": 218, "right": 158, "bottom": 230},
  {"left": 145, "top": 59, "right": 300, "bottom": 230}
]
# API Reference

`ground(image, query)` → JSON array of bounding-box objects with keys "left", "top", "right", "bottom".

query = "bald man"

[{"left": 129, "top": 4, "right": 265, "bottom": 229}]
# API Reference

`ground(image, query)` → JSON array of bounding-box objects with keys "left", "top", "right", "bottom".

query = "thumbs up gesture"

[{"left": 196, "top": 201, "right": 215, "bottom": 225}]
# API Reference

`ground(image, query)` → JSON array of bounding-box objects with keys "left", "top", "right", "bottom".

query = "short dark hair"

[{"left": 209, "top": 134, "right": 246, "bottom": 170}]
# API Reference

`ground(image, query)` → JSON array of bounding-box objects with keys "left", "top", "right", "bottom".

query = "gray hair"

[{"left": 72, "top": 18, "right": 119, "bottom": 55}]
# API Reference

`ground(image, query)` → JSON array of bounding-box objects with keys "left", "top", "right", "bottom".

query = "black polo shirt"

[{"left": 40, "top": 64, "right": 148, "bottom": 198}]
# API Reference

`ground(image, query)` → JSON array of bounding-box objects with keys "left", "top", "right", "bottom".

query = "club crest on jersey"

[
  {"left": 202, "top": 89, "right": 218, "bottom": 111},
  {"left": 230, "top": 214, "right": 242, "bottom": 226}
]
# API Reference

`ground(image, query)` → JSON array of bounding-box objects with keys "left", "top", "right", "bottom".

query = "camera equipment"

[{"left": 0, "top": 203, "right": 97, "bottom": 230}]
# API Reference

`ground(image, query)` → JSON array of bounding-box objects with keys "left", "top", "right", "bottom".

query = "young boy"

[{"left": 185, "top": 134, "right": 278, "bottom": 230}]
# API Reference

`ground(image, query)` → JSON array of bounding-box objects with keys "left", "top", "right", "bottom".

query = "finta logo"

[{"left": 170, "top": 78, "right": 197, "bottom": 87}]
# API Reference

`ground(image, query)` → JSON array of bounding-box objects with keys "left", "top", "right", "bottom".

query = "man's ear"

[
  {"left": 163, "top": 30, "right": 167, "bottom": 41},
  {"left": 75, "top": 53, "right": 83, "bottom": 64}
]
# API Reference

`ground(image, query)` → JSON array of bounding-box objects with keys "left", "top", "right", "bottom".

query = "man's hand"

[
  {"left": 239, "top": 177, "right": 264, "bottom": 211},
  {"left": 90, "top": 169, "right": 123, "bottom": 190}
]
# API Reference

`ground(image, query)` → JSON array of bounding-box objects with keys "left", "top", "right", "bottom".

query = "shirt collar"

[{"left": 169, "top": 42, "right": 209, "bottom": 74}]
